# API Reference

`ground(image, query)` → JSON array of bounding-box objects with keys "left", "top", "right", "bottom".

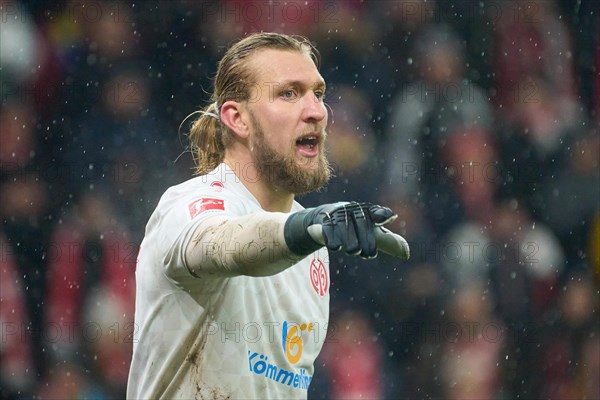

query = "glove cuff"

[{"left": 284, "top": 210, "right": 323, "bottom": 255}]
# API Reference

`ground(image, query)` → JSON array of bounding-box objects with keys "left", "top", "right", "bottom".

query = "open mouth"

[
  {"left": 295, "top": 135, "right": 320, "bottom": 157},
  {"left": 296, "top": 136, "right": 319, "bottom": 148}
]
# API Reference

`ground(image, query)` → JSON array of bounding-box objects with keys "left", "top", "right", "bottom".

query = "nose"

[{"left": 302, "top": 92, "right": 326, "bottom": 123}]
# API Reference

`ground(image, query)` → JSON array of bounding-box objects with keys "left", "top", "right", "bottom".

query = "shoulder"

[
  {"left": 157, "top": 177, "right": 240, "bottom": 221},
  {"left": 155, "top": 164, "right": 261, "bottom": 225}
]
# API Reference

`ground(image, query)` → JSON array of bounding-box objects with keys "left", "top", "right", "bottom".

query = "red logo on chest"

[{"left": 309, "top": 258, "right": 329, "bottom": 297}]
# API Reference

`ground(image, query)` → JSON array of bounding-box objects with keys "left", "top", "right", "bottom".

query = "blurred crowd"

[{"left": 1, "top": 0, "right": 599, "bottom": 399}]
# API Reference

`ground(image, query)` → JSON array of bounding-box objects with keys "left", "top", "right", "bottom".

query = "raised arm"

[{"left": 183, "top": 202, "right": 410, "bottom": 277}]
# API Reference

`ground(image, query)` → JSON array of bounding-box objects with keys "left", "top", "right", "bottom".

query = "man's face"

[{"left": 244, "top": 49, "right": 331, "bottom": 194}]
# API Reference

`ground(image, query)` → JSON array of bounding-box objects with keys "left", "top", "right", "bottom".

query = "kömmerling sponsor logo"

[{"left": 247, "top": 350, "right": 312, "bottom": 390}]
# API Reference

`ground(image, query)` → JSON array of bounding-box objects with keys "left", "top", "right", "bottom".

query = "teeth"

[{"left": 297, "top": 136, "right": 318, "bottom": 144}]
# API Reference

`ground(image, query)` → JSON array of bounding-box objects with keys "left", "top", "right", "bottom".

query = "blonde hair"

[{"left": 188, "top": 32, "right": 319, "bottom": 175}]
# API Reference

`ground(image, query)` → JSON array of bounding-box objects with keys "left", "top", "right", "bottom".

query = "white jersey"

[{"left": 127, "top": 163, "right": 330, "bottom": 399}]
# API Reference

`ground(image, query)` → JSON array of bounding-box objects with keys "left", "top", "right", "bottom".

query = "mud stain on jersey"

[
  {"left": 186, "top": 328, "right": 232, "bottom": 399},
  {"left": 186, "top": 332, "right": 207, "bottom": 369},
  {"left": 195, "top": 385, "right": 232, "bottom": 400}
]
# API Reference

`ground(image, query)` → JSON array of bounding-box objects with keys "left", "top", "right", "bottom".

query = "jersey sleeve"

[
  {"left": 181, "top": 211, "right": 307, "bottom": 278},
  {"left": 149, "top": 184, "right": 308, "bottom": 285},
  {"left": 148, "top": 186, "right": 246, "bottom": 285}
]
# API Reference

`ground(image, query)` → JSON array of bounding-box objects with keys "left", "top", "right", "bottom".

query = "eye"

[
  {"left": 281, "top": 88, "right": 298, "bottom": 100},
  {"left": 314, "top": 90, "right": 325, "bottom": 101}
]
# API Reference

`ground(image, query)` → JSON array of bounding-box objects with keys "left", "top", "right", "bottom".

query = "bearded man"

[{"left": 127, "top": 32, "right": 408, "bottom": 400}]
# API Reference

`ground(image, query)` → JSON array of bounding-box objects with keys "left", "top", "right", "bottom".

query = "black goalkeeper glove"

[{"left": 284, "top": 201, "right": 409, "bottom": 260}]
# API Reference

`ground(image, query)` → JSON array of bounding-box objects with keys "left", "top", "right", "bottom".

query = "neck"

[{"left": 223, "top": 156, "right": 294, "bottom": 213}]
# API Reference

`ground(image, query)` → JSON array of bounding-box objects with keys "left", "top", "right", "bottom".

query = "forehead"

[{"left": 246, "top": 49, "right": 324, "bottom": 87}]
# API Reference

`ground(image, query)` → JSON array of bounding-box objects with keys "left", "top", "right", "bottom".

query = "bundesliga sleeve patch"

[{"left": 188, "top": 198, "right": 225, "bottom": 219}]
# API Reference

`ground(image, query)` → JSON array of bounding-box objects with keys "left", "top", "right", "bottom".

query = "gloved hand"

[{"left": 284, "top": 202, "right": 409, "bottom": 260}]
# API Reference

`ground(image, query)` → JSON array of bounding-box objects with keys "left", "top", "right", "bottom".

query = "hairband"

[{"left": 201, "top": 102, "right": 220, "bottom": 120}]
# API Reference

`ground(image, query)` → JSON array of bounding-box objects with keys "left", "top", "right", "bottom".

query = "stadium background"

[{"left": 1, "top": 0, "right": 599, "bottom": 398}]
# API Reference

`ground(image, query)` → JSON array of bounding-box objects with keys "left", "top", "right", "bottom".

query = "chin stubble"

[{"left": 249, "top": 112, "right": 331, "bottom": 194}]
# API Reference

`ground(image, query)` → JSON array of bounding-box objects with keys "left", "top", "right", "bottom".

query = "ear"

[{"left": 220, "top": 100, "right": 249, "bottom": 139}]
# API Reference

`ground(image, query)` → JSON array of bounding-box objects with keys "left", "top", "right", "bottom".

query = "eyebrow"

[{"left": 278, "top": 79, "right": 326, "bottom": 91}]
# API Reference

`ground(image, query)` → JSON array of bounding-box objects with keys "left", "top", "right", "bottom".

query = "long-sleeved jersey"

[{"left": 127, "top": 163, "right": 330, "bottom": 399}]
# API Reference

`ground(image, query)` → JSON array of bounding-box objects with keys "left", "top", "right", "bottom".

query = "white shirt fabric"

[{"left": 127, "top": 163, "right": 330, "bottom": 399}]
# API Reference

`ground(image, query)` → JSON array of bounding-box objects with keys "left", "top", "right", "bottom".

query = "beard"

[{"left": 249, "top": 112, "right": 331, "bottom": 194}]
